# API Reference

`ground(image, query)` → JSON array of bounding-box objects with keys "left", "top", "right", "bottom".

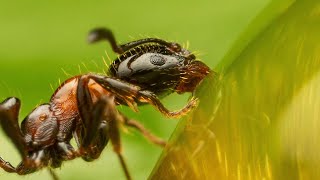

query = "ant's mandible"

[{"left": 0, "top": 28, "right": 210, "bottom": 180}]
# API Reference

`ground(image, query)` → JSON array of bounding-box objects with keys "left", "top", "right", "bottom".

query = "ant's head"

[
  {"left": 88, "top": 28, "right": 210, "bottom": 95},
  {"left": 109, "top": 40, "right": 210, "bottom": 95},
  {"left": 21, "top": 104, "right": 57, "bottom": 150}
]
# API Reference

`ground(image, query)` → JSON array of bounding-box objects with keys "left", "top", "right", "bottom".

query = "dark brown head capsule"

[
  {"left": 109, "top": 40, "right": 210, "bottom": 95},
  {"left": 89, "top": 28, "right": 210, "bottom": 96}
]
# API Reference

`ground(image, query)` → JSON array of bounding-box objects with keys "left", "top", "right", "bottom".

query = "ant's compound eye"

[
  {"left": 150, "top": 54, "right": 166, "bottom": 66},
  {"left": 39, "top": 114, "right": 48, "bottom": 121}
]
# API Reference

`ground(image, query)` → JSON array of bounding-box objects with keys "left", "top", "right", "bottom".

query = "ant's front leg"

[
  {"left": 0, "top": 157, "right": 16, "bottom": 173},
  {"left": 118, "top": 112, "right": 166, "bottom": 148},
  {"left": 0, "top": 98, "right": 59, "bottom": 180},
  {"left": 137, "top": 90, "right": 198, "bottom": 118},
  {"left": 0, "top": 97, "right": 26, "bottom": 173},
  {"left": 89, "top": 74, "right": 198, "bottom": 118},
  {"left": 0, "top": 98, "right": 27, "bottom": 157}
]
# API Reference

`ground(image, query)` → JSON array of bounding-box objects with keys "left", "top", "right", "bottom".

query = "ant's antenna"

[{"left": 88, "top": 28, "right": 124, "bottom": 54}]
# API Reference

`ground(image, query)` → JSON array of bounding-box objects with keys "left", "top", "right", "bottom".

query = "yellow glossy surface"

[{"left": 151, "top": 0, "right": 320, "bottom": 179}]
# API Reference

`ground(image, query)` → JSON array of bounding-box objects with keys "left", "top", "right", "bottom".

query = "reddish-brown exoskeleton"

[{"left": 0, "top": 28, "right": 210, "bottom": 180}]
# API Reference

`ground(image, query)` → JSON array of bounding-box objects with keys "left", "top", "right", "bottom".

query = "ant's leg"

[
  {"left": 107, "top": 112, "right": 132, "bottom": 180},
  {"left": 76, "top": 75, "right": 110, "bottom": 149},
  {"left": 55, "top": 142, "right": 77, "bottom": 160},
  {"left": 0, "top": 97, "right": 28, "bottom": 174},
  {"left": 118, "top": 113, "right": 166, "bottom": 147},
  {"left": 0, "top": 98, "right": 60, "bottom": 178},
  {"left": 15, "top": 149, "right": 51, "bottom": 175},
  {"left": 137, "top": 90, "right": 198, "bottom": 118},
  {"left": 77, "top": 75, "right": 131, "bottom": 180},
  {"left": 89, "top": 74, "right": 198, "bottom": 118},
  {"left": 88, "top": 28, "right": 175, "bottom": 54},
  {"left": 0, "top": 157, "right": 16, "bottom": 173},
  {"left": 0, "top": 97, "right": 27, "bottom": 157},
  {"left": 76, "top": 99, "right": 110, "bottom": 161},
  {"left": 48, "top": 168, "right": 59, "bottom": 180}
]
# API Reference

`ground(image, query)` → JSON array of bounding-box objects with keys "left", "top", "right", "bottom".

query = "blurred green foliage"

[{"left": 0, "top": 0, "right": 269, "bottom": 179}]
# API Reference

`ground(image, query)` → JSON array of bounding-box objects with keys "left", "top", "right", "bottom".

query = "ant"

[{"left": 0, "top": 28, "right": 210, "bottom": 180}]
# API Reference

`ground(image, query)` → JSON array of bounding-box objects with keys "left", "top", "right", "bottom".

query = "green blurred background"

[{"left": 0, "top": 0, "right": 269, "bottom": 179}]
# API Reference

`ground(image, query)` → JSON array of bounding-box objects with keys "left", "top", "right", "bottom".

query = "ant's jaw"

[{"left": 175, "top": 60, "right": 210, "bottom": 93}]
